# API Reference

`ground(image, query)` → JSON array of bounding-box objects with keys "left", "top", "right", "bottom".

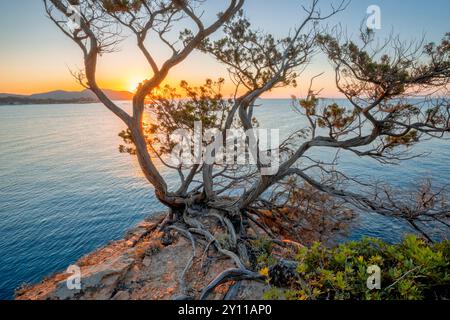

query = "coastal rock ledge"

[{"left": 15, "top": 213, "right": 267, "bottom": 300}]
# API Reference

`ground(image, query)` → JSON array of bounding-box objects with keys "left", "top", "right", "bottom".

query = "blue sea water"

[{"left": 0, "top": 100, "right": 449, "bottom": 299}]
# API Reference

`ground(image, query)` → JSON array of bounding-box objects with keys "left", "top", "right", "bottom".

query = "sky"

[{"left": 0, "top": 0, "right": 449, "bottom": 97}]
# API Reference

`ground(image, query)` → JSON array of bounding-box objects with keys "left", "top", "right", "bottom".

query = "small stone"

[{"left": 142, "top": 257, "right": 152, "bottom": 267}]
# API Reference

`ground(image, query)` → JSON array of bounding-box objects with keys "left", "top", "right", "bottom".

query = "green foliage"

[
  {"left": 118, "top": 129, "right": 136, "bottom": 155},
  {"left": 101, "top": 0, "right": 145, "bottom": 12},
  {"left": 251, "top": 237, "right": 277, "bottom": 269},
  {"left": 317, "top": 31, "right": 450, "bottom": 99},
  {"left": 196, "top": 10, "right": 313, "bottom": 90},
  {"left": 118, "top": 79, "right": 234, "bottom": 157},
  {"left": 295, "top": 92, "right": 360, "bottom": 140},
  {"left": 297, "top": 31, "right": 450, "bottom": 152},
  {"left": 146, "top": 78, "right": 233, "bottom": 155},
  {"left": 317, "top": 103, "right": 358, "bottom": 131},
  {"left": 385, "top": 130, "right": 419, "bottom": 149},
  {"left": 262, "top": 235, "right": 450, "bottom": 300}
]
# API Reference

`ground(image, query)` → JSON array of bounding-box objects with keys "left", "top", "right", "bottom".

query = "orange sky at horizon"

[
  {"left": 0, "top": 45, "right": 341, "bottom": 98},
  {"left": 0, "top": 1, "right": 346, "bottom": 99},
  {"left": 2, "top": 1, "right": 448, "bottom": 99},
  {"left": 1, "top": 77, "right": 341, "bottom": 99},
  {"left": 1, "top": 66, "right": 341, "bottom": 99}
]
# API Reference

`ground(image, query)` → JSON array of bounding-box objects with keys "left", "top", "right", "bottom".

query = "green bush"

[{"left": 262, "top": 235, "right": 450, "bottom": 300}]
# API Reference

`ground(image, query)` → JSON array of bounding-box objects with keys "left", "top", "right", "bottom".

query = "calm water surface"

[{"left": 0, "top": 100, "right": 449, "bottom": 299}]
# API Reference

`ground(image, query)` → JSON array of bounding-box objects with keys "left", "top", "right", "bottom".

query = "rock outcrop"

[{"left": 15, "top": 213, "right": 267, "bottom": 300}]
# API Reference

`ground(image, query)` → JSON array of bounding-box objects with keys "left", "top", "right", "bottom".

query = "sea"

[{"left": 1, "top": 99, "right": 449, "bottom": 299}]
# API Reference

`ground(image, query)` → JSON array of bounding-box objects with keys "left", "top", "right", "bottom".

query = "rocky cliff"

[{"left": 15, "top": 213, "right": 267, "bottom": 300}]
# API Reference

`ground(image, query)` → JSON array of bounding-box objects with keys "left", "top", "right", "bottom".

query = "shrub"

[{"left": 261, "top": 235, "right": 450, "bottom": 300}]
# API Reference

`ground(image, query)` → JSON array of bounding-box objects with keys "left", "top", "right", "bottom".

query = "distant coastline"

[
  {"left": 0, "top": 96, "right": 98, "bottom": 106},
  {"left": 0, "top": 89, "right": 133, "bottom": 106}
]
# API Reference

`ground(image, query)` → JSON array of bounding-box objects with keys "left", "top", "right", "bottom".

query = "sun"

[{"left": 127, "top": 79, "right": 142, "bottom": 93}]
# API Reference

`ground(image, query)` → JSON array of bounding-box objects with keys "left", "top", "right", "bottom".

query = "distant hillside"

[
  {"left": 0, "top": 93, "right": 25, "bottom": 98},
  {"left": 0, "top": 89, "right": 133, "bottom": 105},
  {"left": 0, "top": 96, "right": 97, "bottom": 106}
]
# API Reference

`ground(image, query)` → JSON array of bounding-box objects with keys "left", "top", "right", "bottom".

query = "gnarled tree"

[
  {"left": 44, "top": 0, "right": 244, "bottom": 208},
  {"left": 45, "top": 0, "right": 449, "bottom": 299}
]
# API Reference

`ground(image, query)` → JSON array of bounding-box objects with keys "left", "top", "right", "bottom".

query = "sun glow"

[{"left": 127, "top": 78, "right": 143, "bottom": 93}]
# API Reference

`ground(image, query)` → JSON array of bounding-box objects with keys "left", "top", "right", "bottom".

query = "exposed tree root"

[
  {"left": 224, "top": 281, "right": 242, "bottom": 300},
  {"left": 200, "top": 268, "right": 264, "bottom": 300},
  {"left": 200, "top": 239, "right": 215, "bottom": 269},
  {"left": 157, "top": 212, "right": 176, "bottom": 232},
  {"left": 190, "top": 227, "right": 246, "bottom": 269},
  {"left": 156, "top": 205, "right": 308, "bottom": 300},
  {"left": 160, "top": 205, "right": 278, "bottom": 300},
  {"left": 244, "top": 211, "right": 275, "bottom": 238},
  {"left": 167, "top": 204, "right": 300, "bottom": 300},
  {"left": 167, "top": 225, "right": 197, "bottom": 298}
]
